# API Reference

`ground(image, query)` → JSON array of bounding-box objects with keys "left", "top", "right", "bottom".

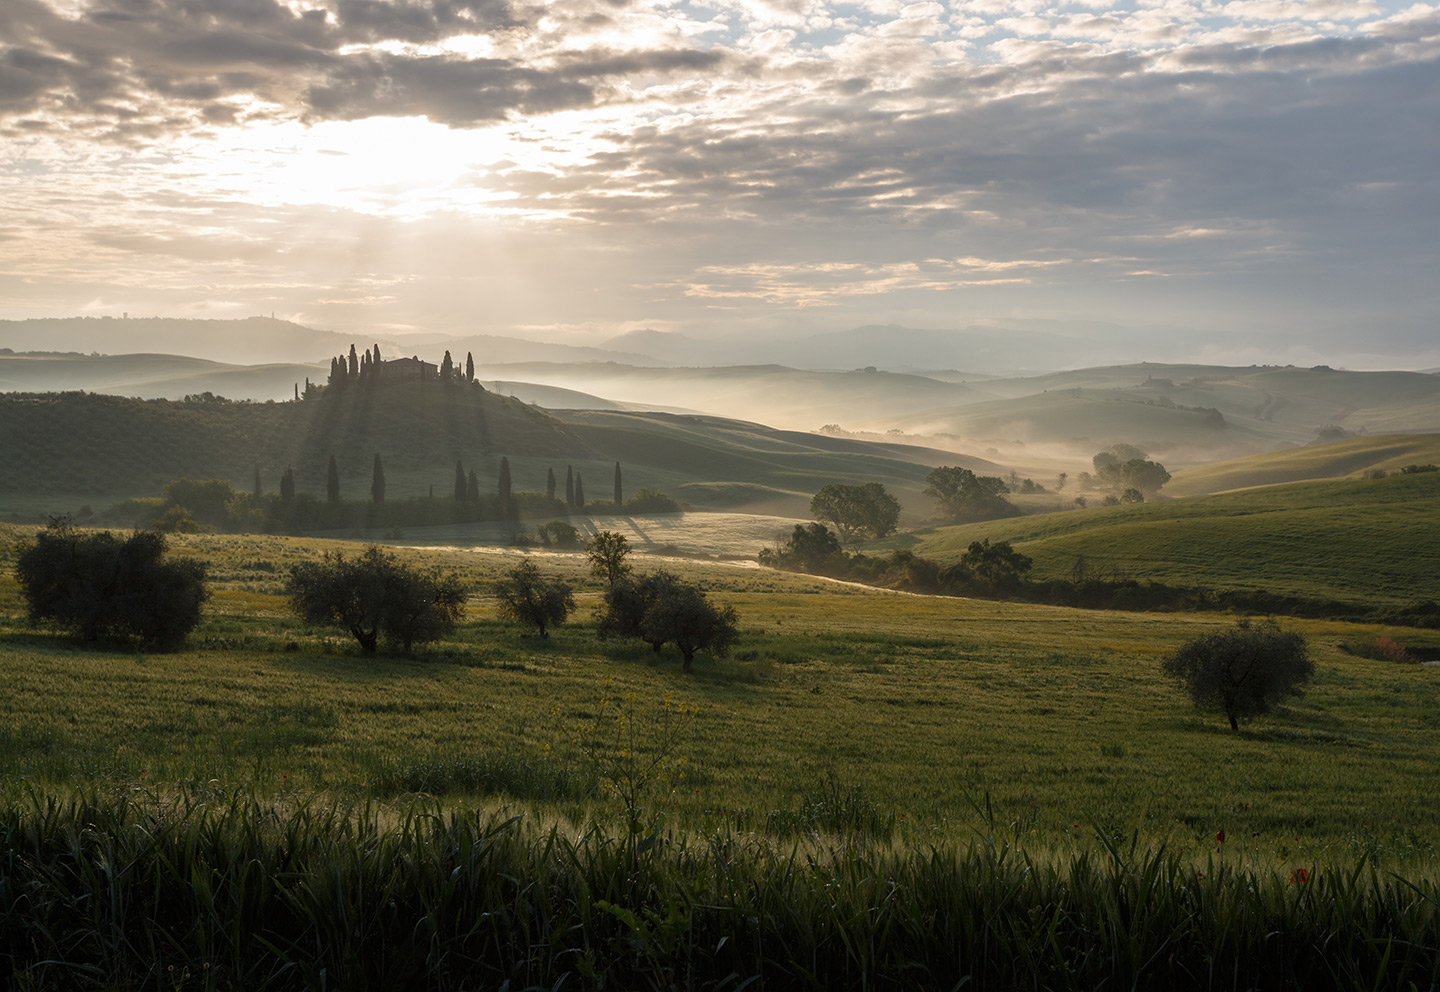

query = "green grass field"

[
  {"left": 1167, "top": 431, "right": 1440, "bottom": 495},
  {"left": 885, "top": 470, "right": 1440, "bottom": 608},
  {"left": 4, "top": 528, "right": 1439, "bottom": 865}
]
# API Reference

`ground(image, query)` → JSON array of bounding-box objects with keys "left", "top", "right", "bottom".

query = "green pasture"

[
  {"left": 1168, "top": 431, "right": 1440, "bottom": 495},
  {"left": 2, "top": 530, "right": 1439, "bottom": 866},
  {"left": 886, "top": 470, "right": 1440, "bottom": 608}
]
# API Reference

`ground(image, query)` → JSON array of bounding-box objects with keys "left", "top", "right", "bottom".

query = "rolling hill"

[
  {"left": 885, "top": 471, "right": 1440, "bottom": 608},
  {"left": 1167, "top": 433, "right": 1440, "bottom": 496},
  {"left": 0, "top": 386, "right": 967, "bottom": 522}
]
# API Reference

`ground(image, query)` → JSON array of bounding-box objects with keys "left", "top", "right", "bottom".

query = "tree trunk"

[
  {"left": 681, "top": 644, "right": 695, "bottom": 672},
  {"left": 1228, "top": 712, "right": 1239, "bottom": 731},
  {"left": 352, "top": 626, "right": 378, "bottom": 653}
]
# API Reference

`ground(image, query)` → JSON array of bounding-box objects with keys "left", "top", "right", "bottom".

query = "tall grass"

[{"left": 1, "top": 789, "right": 1436, "bottom": 990}]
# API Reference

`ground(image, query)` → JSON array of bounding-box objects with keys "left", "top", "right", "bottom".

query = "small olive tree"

[
  {"left": 287, "top": 546, "right": 464, "bottom": 653},
  {"left": 495, "top": 559, "right": 575, "bottom": 637},
  {"left": 1162, "top": 619, "right": 1313, "bottom": 731}
]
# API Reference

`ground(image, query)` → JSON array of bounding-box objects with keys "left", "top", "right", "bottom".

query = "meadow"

[
  {"left": 886, "top": 469, "right": 1440, "bottom": 609},
  {"left": 4, "top": 527, "right": 1440, "bottom": 988}
]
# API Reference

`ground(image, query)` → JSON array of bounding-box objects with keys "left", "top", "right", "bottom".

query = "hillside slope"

[
  {"left": 888, "top": 472, "right": 1440, "bottom": 607},
  {"left": 0, "top": 383, "right": 588, "bottom": 503},
  {"left": 554, "top": 410, "right": 982, "bottom": 517},
  {"left": 1168, "top": 433, "right": 1440, "bottom": 496}
]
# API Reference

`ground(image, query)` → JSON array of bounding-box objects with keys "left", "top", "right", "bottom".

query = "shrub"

[
  {"left": 596, "top": 571, "right": 739, "bottom": 671},
  {"left": 1162, "top": 619, "right": 1313, "bottom": 730},
  {"left": 287, "top": 546, "right": 464, "bottom": 652},
  {"left": 535, "top": 520, "right": 582, "bottom": 548},
  {"left": 1349, "top": 635, "right": 1413, "bottom": 663},
  {"left": 14, "top": 522, "right": 208, "bottom": 650}
]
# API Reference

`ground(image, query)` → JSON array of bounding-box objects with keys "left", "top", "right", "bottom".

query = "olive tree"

[
  {"left": 495, "top": 559, "right": 575, "bottom": 637},
  {"left": 14, "top": 521, "right": 208, "bottom": 650},
  {"left": 287, "top": 546, "right": 464, "bottom": 653},
  {"left": 1162, "top": 619, "right": 1313, "bottom": 731}
]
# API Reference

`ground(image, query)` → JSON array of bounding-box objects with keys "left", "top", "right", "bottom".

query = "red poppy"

[
  {"left": 1291, "top": 868, "right": 1309, "bottom": 885},
  {"left": 1215, "top": 829, "right": 1225, "bottom": 843}
]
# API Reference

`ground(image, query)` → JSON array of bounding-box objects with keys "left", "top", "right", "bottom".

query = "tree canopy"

[
  {"left": 923, "top": 466, "right": 1012, "bottom": 523},
  {"left": 587, "top": 531, "right": 633, "bottom": 587},
  {"left": 809, "top": 482, "right": 901, "bottom": 542},
  {"left": 494, "top": 559, "right": 575, "bottom": 637},
  {"left": 15, "top": 522, "right": 208, "bottom": 650},
  {"left": 1162, "top": 620, "right": 1312, "bottom": 730},
  {"left": 286, "top": 546, "right": 464, "bottom": 653}
]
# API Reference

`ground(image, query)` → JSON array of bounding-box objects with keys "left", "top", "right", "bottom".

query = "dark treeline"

[
  {"left": 124, "top": 476, "right": 681, "bottom": 536},
  {"left": 761, "top": 524, "right": 1440, "bottom": 629}
]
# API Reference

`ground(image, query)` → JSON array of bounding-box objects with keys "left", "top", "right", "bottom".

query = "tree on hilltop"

[
  {"left": 454, "top": 461, "right": 466, "bottom": 501},
  {"left": 498, "top": 456, "right": 512, "bottom": 503},
  {"left": 546, "top": 467, "right": 557, "bottom": 502}
]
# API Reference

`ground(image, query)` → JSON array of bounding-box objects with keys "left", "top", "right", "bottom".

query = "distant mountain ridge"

[{"left": 0, "top": 317, "right": 663, "bottom": 369}]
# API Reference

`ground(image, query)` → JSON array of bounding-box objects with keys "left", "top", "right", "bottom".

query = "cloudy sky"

[{"left": 1, "top": 0, "right": 1437, "bottom": 367}]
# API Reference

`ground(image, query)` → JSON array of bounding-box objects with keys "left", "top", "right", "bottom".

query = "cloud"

[{"left": 0, "top": 0, "right": 1437, "bottom": 366}]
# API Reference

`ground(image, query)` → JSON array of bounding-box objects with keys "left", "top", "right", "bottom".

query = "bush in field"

[
  {"left": 535, "top": 520, "right": 582, "bottom": 548},
  {"left": 14, "top": 522, "right": 208, "bottom": 650},
  {"left": 287, "top": 546, "right": 464, "bottom": 652},
  {"left": 1350, "top": 635, "right": 1413, "bottom": 663},
  {"left": 495, "top": 559, "right": 575, "bottom": 638},
  {"left": 941, "top": 538, "right": 1032, "bottom": 592},
  {"left": 758, "top": 523, "right": 843, "bottom": 572},
  {"left": 1162, "top": 619, "right": 1313, "bottom": 730}
]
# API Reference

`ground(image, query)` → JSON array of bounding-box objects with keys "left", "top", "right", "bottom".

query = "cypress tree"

[
  {"left": 467, "top": 470, "right": 480, "bottom": 502},
  {"left": 614, "top": 462, "right": 622, "bottom": 506},
  {"left": 372, "top": 344, "right": 381, "bottom": 366},
  {"left": 546, "top": 467, "right": 557, "bottom": 502},
  {"left": 441, "top": 351, "right": 454, "bottom": 382},
  {"left": 253, "top": 463, "right": 262, "bottom": 499},
  {"left": 327, "top": 454, "right": 340, "bottom": 503},
  {"left": 565, "top": 466, "right": 574, "bottom": 507},
  {"left": 454, "top": 461, "right": 466, "bottom": 501},
  {"left": 348, "top": 343, "right": 359, "bottom": 379},
  {"left": 498, "top": 456, "right": 512, "bottom": 503},
  {"left": 280, "top": 467, "right": 295, "bottom": 501},
  {"left": 574, "top": 473, "right": 585, "bottom": 511},
  {"left": 371, "top": 454, "right": 385, "bottom": 504},
  {"left": 465, "top": 352, "right": 475, "bottom": 383}
]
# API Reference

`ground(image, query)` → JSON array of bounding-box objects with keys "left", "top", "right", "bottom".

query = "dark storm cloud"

[{"left": 0, "top": 0, "right": 724, "bottom": 136}]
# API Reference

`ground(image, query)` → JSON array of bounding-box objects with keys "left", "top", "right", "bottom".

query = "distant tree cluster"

[
  {"left": 15, "top": 521, "right": 208, "bottom": 650},
  {"left": 1091, "top": 444, "right": 1171, "bottom": 499},
  {"left": 326, "top": 343, "right": 384, "bottom": 390}
]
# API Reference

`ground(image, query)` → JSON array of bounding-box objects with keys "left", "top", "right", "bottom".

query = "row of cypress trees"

[{"left": 264, "top": 455, "right": 624, "bottom": 508}]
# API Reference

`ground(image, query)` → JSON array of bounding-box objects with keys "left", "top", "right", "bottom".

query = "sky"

[{"left": 1, "top": 0, "right": 1437, "bottom": 368}]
